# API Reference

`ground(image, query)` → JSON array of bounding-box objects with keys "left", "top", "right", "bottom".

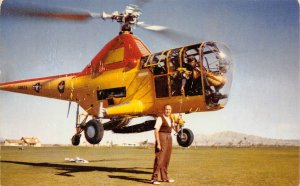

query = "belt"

[{"left": 159, "top": 131, "right": 171, "bottom": 133}]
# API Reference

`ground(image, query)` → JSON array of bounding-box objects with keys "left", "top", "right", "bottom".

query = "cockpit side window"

[
  {"left": 141, "top": 51, "right": 169, "bottom": 98},
  {"left": 153, "top": 52, "right": 167, "bottom": 75},
  {"left": 202, "top": 43, "right": 223, "bottom": 74},
  {"left": 168, "top": 48, "right": 183, "bottom": 96},
  {"left": 141, "top": 55, "right": 149, "bottom": 69},
  {"left": 168, "top": 48, "right": 181, "bottom": 73},
  {"left": 141, "top": 52, "right": 167, "bottom": 75},
  {"left": 179, "top": 44, "right": 203, "bottom": 96},
  {"left": 183, "top": 45, "right": 200, "bottom": 69}
]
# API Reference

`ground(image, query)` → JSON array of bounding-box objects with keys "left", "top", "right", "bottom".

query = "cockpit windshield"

[{"left": 201, "top": 42, "right": 233, "bottom": 107}]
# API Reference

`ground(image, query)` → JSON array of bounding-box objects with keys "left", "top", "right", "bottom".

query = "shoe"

[
  {"left": 151, "top": 180, "right": 160, "bottom": 185},
  {"left": 163, "top": 179, "right": 175, "bottom": 183}
]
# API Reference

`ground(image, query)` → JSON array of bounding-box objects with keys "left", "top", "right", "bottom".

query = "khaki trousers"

[{"left": 152, "top": 132, "right": 172, "bottom": 181}]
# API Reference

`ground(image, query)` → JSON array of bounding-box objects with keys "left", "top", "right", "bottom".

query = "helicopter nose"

[{"left": 202, "top": 42, "right": 233, "bottom": 107}]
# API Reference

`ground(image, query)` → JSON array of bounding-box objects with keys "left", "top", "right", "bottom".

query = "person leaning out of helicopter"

[{"left": 181, "top": 55, "right": 201, "bottom": 95}]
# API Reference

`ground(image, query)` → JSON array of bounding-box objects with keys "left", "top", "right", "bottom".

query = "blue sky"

[{"left": 0, "top": 0, "right": 299, "bottom": 144}]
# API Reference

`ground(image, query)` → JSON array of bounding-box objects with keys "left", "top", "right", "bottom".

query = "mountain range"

[{"left": 192, "top": 131, "right": 299, "bottom": 147}]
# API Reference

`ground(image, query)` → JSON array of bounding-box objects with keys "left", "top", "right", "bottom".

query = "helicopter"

[{"left": 0, "top": 3, "right": 233, "bottom": 147}]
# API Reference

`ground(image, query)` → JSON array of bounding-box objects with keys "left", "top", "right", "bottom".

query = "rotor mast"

[
  {"left": 101, "top": 5, "right": 167, "bottom": 34},
  {"left": 101, "top": 4, "right": 141, "bottom": 34}
]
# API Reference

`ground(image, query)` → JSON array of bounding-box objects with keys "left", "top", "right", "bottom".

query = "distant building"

[
  {"left": 139, "top": 140, "right": 155, "bottom": 148},
  {"left": 4, "top": 137, "right": 41, "bottom": 147},
  {"left": 21, "top": 137, "right": 41, "bottom": 147},
  {"left": 4, "top": 139, "right": 24, "bottom": 146}
]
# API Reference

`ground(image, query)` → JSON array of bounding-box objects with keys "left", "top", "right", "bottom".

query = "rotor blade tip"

[
  {"left": 0, "top": 0, "right": 4, "bottom": 14},
  {"left": 145, "top": 25, "right": 168, "bottom": 31}
]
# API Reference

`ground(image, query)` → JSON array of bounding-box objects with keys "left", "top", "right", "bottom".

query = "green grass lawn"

[{"left": 1, "top": 146, "right": 299, "bottom": 186}]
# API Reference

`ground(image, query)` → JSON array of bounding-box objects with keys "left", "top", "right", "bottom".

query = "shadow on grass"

[
  {"left": 1, "top": 160, "right": 152, "bottom": 178},
  {"left": 108, "top": 175, "right": 151, "bottom": 184},
  {"left": 88, "top": 158, "right": 133, "bottom": 163}
]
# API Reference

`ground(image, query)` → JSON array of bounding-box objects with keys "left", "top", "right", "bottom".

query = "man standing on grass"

[{"left": 151, "top": 104, "right": 179, "bottom": 185}]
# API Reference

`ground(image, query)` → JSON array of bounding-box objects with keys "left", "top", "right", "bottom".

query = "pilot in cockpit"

[{"left": 181, "top": 55, "right": 202, "bottom": 96}]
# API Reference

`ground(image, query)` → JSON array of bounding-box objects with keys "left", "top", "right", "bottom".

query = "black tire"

[
  {"left": 177, "top": 128, "right": 194, "bottom": 147},
  {"left": 84, "top": 119, "right": 104, "bottom": 144},
  {"left": 71, "top": 134, "right": 81, "bottom": 146}
]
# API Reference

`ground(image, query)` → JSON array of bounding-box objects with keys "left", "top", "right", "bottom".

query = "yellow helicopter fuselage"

[{"left": 0, "top": 33, "right": 232, "bottom": 118}]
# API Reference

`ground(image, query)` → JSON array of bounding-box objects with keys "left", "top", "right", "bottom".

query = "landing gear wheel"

[
  {"left": 71, "top": 134, "right": 81, "bottom": 146},
  {"left": 177, "top": 128, "right": 194, "bottom": 147},
  {"left": 84, "top": 119, "right": 104, "bottom": 144}
]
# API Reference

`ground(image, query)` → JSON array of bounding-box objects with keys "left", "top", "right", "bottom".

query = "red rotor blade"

[
  {"left": 1, "top": 1, "right": 99, "bottom": 21},
  {"left": 22, "top": 11, "right": 92, "bottom": 21}
]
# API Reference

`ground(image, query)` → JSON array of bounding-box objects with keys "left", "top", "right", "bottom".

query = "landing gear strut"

[
  {"left": 71, "top": 119, "right": 104, "bottom": 146},
  {"left": 71, "top": 104, "right": 104, "bottom": 146}
]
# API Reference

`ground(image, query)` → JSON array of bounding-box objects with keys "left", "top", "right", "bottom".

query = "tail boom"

[{"left": 0, "top": 72, "right": 79, "bottom": 101}]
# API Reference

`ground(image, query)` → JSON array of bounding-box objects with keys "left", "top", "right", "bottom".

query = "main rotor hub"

[{"left": 101, "top": 5, "right": 141, "bottom": 33}]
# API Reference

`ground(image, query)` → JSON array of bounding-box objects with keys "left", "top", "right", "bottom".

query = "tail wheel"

[
  {"left": 84, "top": 119, "right": 104, "bottom": 144},
  {"left": 71, "top": 134, "right": 81, "bottom": 146},
  {"left": 177, "top": 128, "right": 194, "bottom": 147}
]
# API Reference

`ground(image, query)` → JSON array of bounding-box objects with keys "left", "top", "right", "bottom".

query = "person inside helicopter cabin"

[
  {"left": 151, "top": 104, "right": 179, "bottom": 185},
  {"left": 181, "top": 55, "right": 202, "bottom": 96}
]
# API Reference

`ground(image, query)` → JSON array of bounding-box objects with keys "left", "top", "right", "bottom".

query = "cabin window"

[
  {"left": 103, "top": 47, "right": 124, "bottom": 65},
  {"left": 142, "top": 52, "right": 167, "bottom": 75},
  {"left": 183, "top": 44, "right": 200, "bottom": 68},
  {"left": 181, "top": 44, "right": 203, "bottom": 96},
  {"left": 152, "top": 52, "right": 167, "bottom": 75},
  {"left": 168, "top": 48, "right": 181, "bottom": 73},
  {"left": 154, "top": 76, "right": 169, "bottom": 98},
  {"left": 168, "top": 48, "right": 184, "bottom": 97},
  {"left": 142, "top": 52, "right": 169, "bottom": 98},
  {"left": 97, "top": 87, "right": 126, "bottom": 100},
  {"left": 170, "top": 73, "right": 182, "bottom": 96}
]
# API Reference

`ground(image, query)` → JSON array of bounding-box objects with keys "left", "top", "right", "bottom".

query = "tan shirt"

[{"left": 154, "top": 114, "right": 173, "bottom": 129}]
